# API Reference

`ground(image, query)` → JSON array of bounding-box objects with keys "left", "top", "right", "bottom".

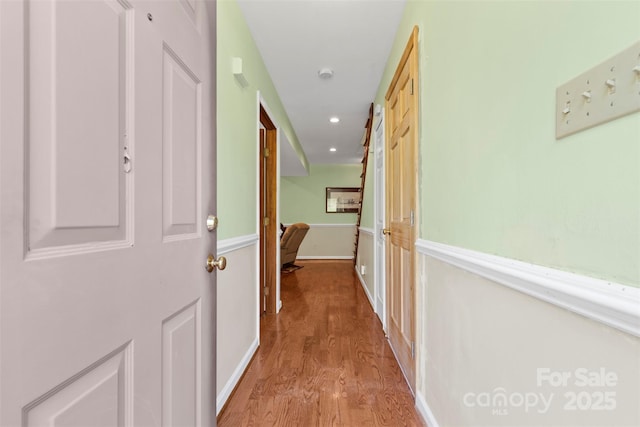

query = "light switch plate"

[{"left": 556, "top": 41, "right": 640, "bottom": 139}]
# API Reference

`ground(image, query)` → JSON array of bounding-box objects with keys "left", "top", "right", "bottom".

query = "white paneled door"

[{"left": 0, "top": 1, "right": 217, "bottom": 425}]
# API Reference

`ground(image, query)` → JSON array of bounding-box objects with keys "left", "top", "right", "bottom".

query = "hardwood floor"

[{"left": 217, "top": 260, "right": 424, "bottom": 426}]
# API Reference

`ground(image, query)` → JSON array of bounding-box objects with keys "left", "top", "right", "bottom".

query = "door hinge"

[
  {"left": 410, "top": 79, "right": 414, "bottom": 95},
  {"left": 263, "top": 217, "right": 270, "bottom": 226},
  {"left": 264, "top": 147, "right": 270, "bottom": 158},
  {"left": 264, "top": 286, "right": 270, "bottom": 296},
  {"left": 411, "top": 341, "right": 415, "bottom": 359},
  {"left": 410, "top": 210, "right": 415, "bottom": 227}
]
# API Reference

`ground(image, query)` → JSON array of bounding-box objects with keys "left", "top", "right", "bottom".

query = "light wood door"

[
  {"left": 0, "top": 1, "right": 217, "bottom": 425},
  {"left": 385, "top": 26, "right": 419, "bottom": 393}
]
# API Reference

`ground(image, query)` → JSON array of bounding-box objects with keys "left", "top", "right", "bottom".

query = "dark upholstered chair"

[{"left": 280, "top": 223, "right": 310, "bottom": 267}]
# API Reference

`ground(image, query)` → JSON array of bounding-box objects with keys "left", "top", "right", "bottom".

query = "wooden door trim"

[
  {"left": 259, "top": 128, "right": 266, "bottom": 315},
  {"left": 384, "top": 25, "right": 419, "bottom": 391},
  {"left": 259, "top": 105, "right": 278, "bottom": 314}
]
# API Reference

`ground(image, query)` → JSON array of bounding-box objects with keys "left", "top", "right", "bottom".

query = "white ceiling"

[{"left": 237, "top": 0, "right": 406, "bottom": 172}]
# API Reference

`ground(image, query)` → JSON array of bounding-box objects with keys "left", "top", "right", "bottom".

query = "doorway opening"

[{"left": 259, "top": 104, "right": 278, "bottom": 315}]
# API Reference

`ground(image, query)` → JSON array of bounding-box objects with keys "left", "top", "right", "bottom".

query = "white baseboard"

[
  {"left": 216, "top": 337, "right": 259, "bottom": 415},
  {"left": 297, "top": 255, "right": 353, "bottom": 260},
  {"left": 416, "top": 239, "right": 640, "bottom": 337},
  {"left": 416, "top": 391, "right": 439, "bottom": 427},
  {"left": 355, "top": 266, "right": 375, "bottom": 309}
]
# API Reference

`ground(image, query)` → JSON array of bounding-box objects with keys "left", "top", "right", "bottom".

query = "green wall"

[
  {"left": 375, "top": 1, "right": 640, "bottom": 286},
  {"left": 217, "top": 0, "right": 307, "bottom": 240},
  {"left": 281, "top": 164, "right": 361, "bottom": 225}
]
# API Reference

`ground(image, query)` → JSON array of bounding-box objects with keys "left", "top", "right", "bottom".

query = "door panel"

[
  {"left": 23, "top": 344, "right": 132, "bottom": 426},
  {"left": 0, "top": 1, "right": 217, "bottom": 425},
  {"left": 179, "top": 0, "right": 198, "bottom": 24},
  {"left": 385, "top": 27, "right": 418, "bottom": 393},
  {"left": 162, "top": 301, "right": 201, "bottom": 426},
  {"left": 162, "top": 45, "right": 201, "bottom": 240},
  {"left": 27, "top": 0, "right": 130, "bottom": 253}
]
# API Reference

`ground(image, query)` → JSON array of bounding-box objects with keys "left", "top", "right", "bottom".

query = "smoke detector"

[{"left": 318, "top": 68, "right": 334, "bottom": 79}]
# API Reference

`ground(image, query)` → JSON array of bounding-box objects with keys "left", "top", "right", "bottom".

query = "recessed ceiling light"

[
  {"left": 329, "top": 147, "right": 337, "bottom": 152},
  {"left": 329, "top": 117, "right": 340, "bottom": 123}
]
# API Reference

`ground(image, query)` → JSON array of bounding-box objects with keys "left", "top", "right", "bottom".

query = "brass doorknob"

[
  {"left": 382, "top": 228, "right": 391, "bottom": 236},
  {"left": 206, "top": 254, "right": 227, "bottom": 272}
]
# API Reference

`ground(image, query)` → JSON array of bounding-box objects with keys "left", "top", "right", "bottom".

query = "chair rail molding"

[
  {"left": 283, "top": 223, "right": 356, "bottom": 228},
  {"left": 217, "top": 234, "right": 259, "bottom": 255},
  {"left": 416, "top": 239, "right": 640, "bottom": 337},
  {"left": 358, "top": 226, "right": 374, "bottom": 235}
]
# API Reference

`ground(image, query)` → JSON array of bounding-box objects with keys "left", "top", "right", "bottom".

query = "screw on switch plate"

[{"left": 556, "top": 41, "right": 640, "bottom": 139}]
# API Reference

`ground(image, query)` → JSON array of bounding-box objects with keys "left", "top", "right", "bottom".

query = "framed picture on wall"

[{"left": 326, "top": 187, "right": 361, "bottom": 213}]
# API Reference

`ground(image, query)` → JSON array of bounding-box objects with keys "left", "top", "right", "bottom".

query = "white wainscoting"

[
  {"left": 355, "top": 227, "right": 375, "bottom": 309},
  {"left": 216, "top": 234, "right": 259, "bottom": 414},
  {"left": 355, "top": 267, "right": 374, "bottom": 309},
  {"left": 287, "top": 223, "right": 356, "bottom": 259},
  {"left": 416, "top": 239, "right": 640, "bottom": 337},
  {"left": 416, "top": 391, "right": 440, "bottom": 427},
  {"left": 415, "top": 239, "right": 640, "bottom": 427}
]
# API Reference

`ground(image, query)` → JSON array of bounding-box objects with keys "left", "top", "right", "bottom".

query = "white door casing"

[
  {"left": 374, "top": 110, "right": 386, "bottom": 331},
  {"left": 0, "top": 0, "right": 217, "bottom": 425}
]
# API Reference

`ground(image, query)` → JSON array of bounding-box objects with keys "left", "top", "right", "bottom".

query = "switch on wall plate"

[{"left": 556, "top": 41, "right": 640, "bottom": 139}]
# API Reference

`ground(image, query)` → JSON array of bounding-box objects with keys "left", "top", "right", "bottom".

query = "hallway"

[{"left": 217, "top": 260, "right": 423, "bottom": 426}]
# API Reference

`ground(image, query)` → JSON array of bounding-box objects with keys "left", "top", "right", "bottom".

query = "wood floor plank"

[{"left": 218, "top": 260, "right": 424, "bottom": 426}]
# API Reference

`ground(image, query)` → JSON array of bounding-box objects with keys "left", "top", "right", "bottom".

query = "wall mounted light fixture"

[{"left": 232, "top": 57, "right": 249, "bottom": 88}]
